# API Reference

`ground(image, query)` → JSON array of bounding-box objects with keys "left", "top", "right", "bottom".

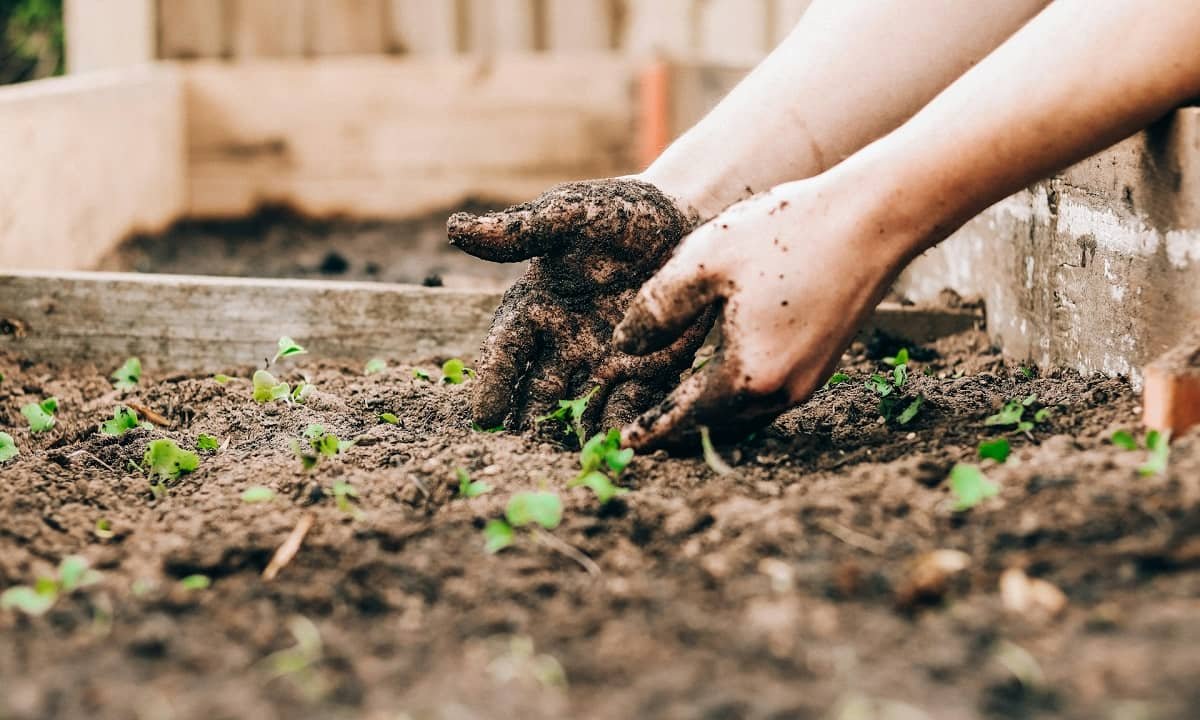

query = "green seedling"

[
  {"left": 1019, "top": 366, "right": 1035, "bottom": 379},
  {"left": 111, "top": 356, "right": 141, "bottom": 390},
  {"left": 484, "top": 491, "right": 564, "bottom": 553},
  {"left": 412, "top": 368, "right": 432, "bottom": 382},
  {"left": 866, "top": 362, "right": 923, "bottom": 425},
  {"left": 985, "top": 394, "right": 1049, "bottom": 433},
  {"left": 364, "top": 358, "right": 387, "bottom": 375},
  {"left": 1111, "top": 429, "right": 1139, "bottom": 451},
  {"left": 94, "top": 518, "right": 114, "bottom": 539},
  {"left": 100, "top": 406, "right": 140, "bottom": 437},
  {"left": 292, "top": 424, "right": 353, "bottom": 471},
  {"left": 329, "top": 480, "right": 362, "bottom": 518},
  {"left": 948, "top": 463, "right": 998, "bottom": 511},
  {"left": 261, "top": 615, "right": 326, "bottom": 700},
  {"left": 196, "top": 434, "right": 219, "bottom": 452},
  {"left": 978, "top": 437, "right": 1011, "bottom": 463},
  {"left": 0, "top": 432, "right": 17, "bottom": 463},
  {"left": 213, "top": 374, "right": 233, "bottom": 384},
  {"left": 21, "top": 397, "right": 58, "bottom": 433},
  {"left": 379, "top": 412, "right": 399, "bottom": 425},
  {"left": 536, "top": 386, "right": 599, "bottom": 448},
  {"left": 273, "top": 337, "right": 307, "bottom": 364},
  {"left": 290, "top": 381, "right": 314, "bottom": 404},
  {"left": 1, "top": 555, "right": 102, "bottom": 617},
  {"left": 471, "top": 422, "right": 505, "bottom": 433},
  {"left": 241, "top": 486, "right": 276, "bottom": 503},
  {"left": 825, "top": 372, "right": 851, "bottom": 388},
  {"left": 700, "top": 425, "right": 734, "bottom": 475},
  {"left": 570, "top": 429, "right": 633, "bottom": 503},
  {"left": 441, "top": 358, "right": 474, "bottom": 384},
  {"left": 253, "top": 369, "right": 291, "bottom": 403},
  {"left": 142, "top": 439, "right": 200, "bottom": 480},
  {"left": 1140, "top": 429, "right": 1171, "bottom": 477},
  {"left": 456, "top": 468, "right": 492, "bottom": 498},
  {"left": 883, "top": 348, "right": 910, "bottom": 367},
  {"left": 180, "top": 574, "right": 211, "bottom": 591}
]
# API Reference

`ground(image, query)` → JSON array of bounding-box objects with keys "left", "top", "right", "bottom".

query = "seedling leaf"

[
  {"left": 484, "top": 520, "right": 514, "bottom": 553},
  {"left": 213, "top": 374, "right": 233, "bottom": 384},
  {"left": 101, "top": 406, "right": 140, "bottom": 436},
  {"left": 273, "top": 337, "right": 307, "bottom": 363},
  {"left": 291, "top": 382, "right": 314, "bottom": 404},
  {"left": 536, "top": 387, "right": 598, "bottom": 447},
  {"left": 506, "top": 491, "right": 562, "bottom": 530},
  {"left": 253, "top": 369, "right": 291, "bottom": 403},
  {"left": 580, "top": 429, "right": 633, "bottom": 476},
  {"left": 379, "top": 413, "right": 399, "bottom": 425},
  {"left": 883, "top": 348, "right": 909, "bottom": 367},
  {"left": 1, "top": 586, "right": 56, "bottom": 616},
  {"left": 21, "top": 398, "right": 56, "bottom": 433},
  {"left": 1139, "top": 430, "right": 1171, "bottom": 477},
  {"left": 949, "top": 463, "right": 998, "bottom": 511},
  {"left": 471, "top": 422, "right": 505, "bottom": 434},
  {"left": 572, "top": 471, "right": 628, "bottom": 504},
  {"left": 978, "top": 437, "right": 1011, "bottom": 463},
  {"left": 241, "top": 486, "right": 276, "bottom": 503},
  {"left": 412, "top": 368, "right": 432, "bottom": 382},
  {"left": 456, "top": 468, "right": 492, "bottom": 498},
  {"left": 196, "top": 434, "right": 219, "bottom": 452},
  {"left": 896, "top": 395, "right": 924, "bottom": 425},
  {"left": 1111, "top": 430, "right": 1138, "bottom": 451},
  {"left": 0, "top": 432, "right": 18, "bottom": 463},
  {"left": 142, "top": 439, "right": 199, "bottom": 479},
  {"left": 866, "top": 374, "right": 894, "bottom": 397},
  {"left": 58, "top": 556, "right": 101, "bottom": 593},
  {"left": 441, "top": 358, "right": 474, "bottom": 384},
  {"left": 699, "top": 425, "right": 734, "bottom": 476},
  {"left": 364, "top": 358, "right": 387, "bottom": 375},
  {"left": 94, "top": 518, "right": 114, "bottom": 539},
  {"left": 985, "top": 400, "right": 1026, "bottom": 428},
  {"left": 825, "top": 372, "right": 851, "bottom": 388},
  {"left": 892, "top": 363, "right": 908, "bottom": 388},
  {"left": 180, "top": 574, "right": 211, "bottom": 590},
  {"left": 111, "top": 357, "right": 142, "bottom": 390}
]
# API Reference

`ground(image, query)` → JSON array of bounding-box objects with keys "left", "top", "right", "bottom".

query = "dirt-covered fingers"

[
  {"left": 470, "top": 297, "right": 537, "bottom": 430},
  {"left": 598, "top": 380, "right": 664, "bottom": 432},
  {"left": 447, "top": 193, "right": 586, "bottom": 263},
  {"left": 612, "top": 242, "right": 726, "bottom": 356},
  {"left": 515, "top": 364, "right": 574, "bottom": 433}
]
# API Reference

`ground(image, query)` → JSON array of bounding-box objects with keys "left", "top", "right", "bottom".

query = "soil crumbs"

[{"left": 0, "top": 330, "right": 1197, "bottom": 720}]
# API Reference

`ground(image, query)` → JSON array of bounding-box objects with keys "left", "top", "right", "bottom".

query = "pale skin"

[{"left": 452, "top": 0, "right": 1200, "bottom": 450}]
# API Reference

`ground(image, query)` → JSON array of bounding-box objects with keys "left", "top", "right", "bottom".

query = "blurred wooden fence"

[{"left": 155, "top": 0, "right": 811, "bottom": 64}]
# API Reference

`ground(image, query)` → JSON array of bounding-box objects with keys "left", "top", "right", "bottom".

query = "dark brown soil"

[
  {"left": 1, "top": 331, "right": 1198, "bottom": 720},
  {"left": 96, "top": 204, "right": 523, "bottom": 291}
]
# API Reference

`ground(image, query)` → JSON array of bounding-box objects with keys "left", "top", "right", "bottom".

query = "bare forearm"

[
  {"left": 849, "top": 0, "right": 1200, "bottom": 257},
  {"left": 642, "top": 0, "right": 1049, "bottom": 218}
]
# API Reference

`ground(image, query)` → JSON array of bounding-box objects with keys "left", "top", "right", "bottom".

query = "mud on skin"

[
  {"left": 2, "top": 332, "right": 1200, "bottom": 719},
  {"left": 447, "top": 179, "right": 713, "bottom": 436}
]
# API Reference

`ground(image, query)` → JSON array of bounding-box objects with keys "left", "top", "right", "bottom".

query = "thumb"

[
  {"left": 447, "top": 200, "right": 583, "bottom": 263},
  {"left": 613, "top": 254, "right": 722, "bottom": 356}
]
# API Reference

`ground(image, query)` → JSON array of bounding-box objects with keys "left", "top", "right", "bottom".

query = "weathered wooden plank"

[
  {"left": 65, "top": 0, "right": 157, "bottom": 71},
  {"left": 229, "top": 0, "right": 307, "bottom": 58},
  {"left": 155, "top": 0, "right": 226, "bottom": 60},
  {"left": 464, "top": 0, "right": 536, "bottom": 53},
  {"left": 544, "top": 0, "right": 612, "bottom": 52},
  {"left": 0, "top": 271, "right": 980, "bottom": 370},
  {"left": 620, "top": 0, "right": 694, "bottom": 59},
  {"left": 695, "top": 0, "right": 770, "bottom": 66},
  {"left": 182, "top": 56, "right": 637, "bottom": 218},
  {"left": 309, "top": 0, "right": 388, "bottom": 55},
  {"left": 0, "top": 67, "right": 186, "bottom": 272},
  {"left": 386, "top": 0, "right": 460, "bottom": 55},
  {"left": 0, "top": 272, "right": 500, "bottom": 369}
]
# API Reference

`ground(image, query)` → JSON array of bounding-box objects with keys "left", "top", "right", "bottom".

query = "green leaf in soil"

[
  {"left": 213, "top": 374, "right": 233, "bottom": 384},
  {"left": 180, "top": 574, "right": 211, "bottom": 590},
  {"left": 0, "top": 585, "right": 57, "bottom": 616},
  {"left": 94, "top": 518, "right": 114, "bottom": 539},
  {"left": 441, "top": 358, "right": 474, "bottom": 385},
  {"left": 241, "top": 486, "right": 276, "bottom": 503},
  {"left": 699, "top": 425, "right": 734, "bottom": 475},
  {"left": 949, "top": 463, "right": 998, "bottom": 511},
  {"left": 143, "top": 439, "right": 199, "bottom": 479},
  {"left": 506, "top": 491, "right": 563, "bottom": 530},
  {"left": 21, "top": 398, "right": 56, "bottom": 433},
  {"left": 196, "top": 434, "right": 219, "bottom": 451},
  {"left": 978, "top": 437, "right": 1011, "bottom": 463},
  {"left": 1111, "top": 429, "right": 1138, "bottom": 451},
  {"left": 580, "top": 429, "right": 633, "bottom": 477},
  {"left": 379, "top": 412, "right": 399, "bottom": 425},
  {"left": 412, "top": 368, "right": 432, "bottom": 382},
  {"left": 273, "top": 337, "right": 307, "bottom": 363},
  {"left": 484, "top": 519, "right": 514, "bottom": 554},
  {"left": 535, "top": 387, "right": 598, "bottom": 447},
  {"left": 101, "top": 406, "right": 140, "bottom": 437},
  {"left": 1139, "top": 429, "right": 1171, "bottom": 477},
  {"left": 456, "top": 468, "right": 492, "bottom": 498},
  {"left": 111, "top": 356, "right": 142, "bottom": 390},
  {"left": 252, "top": 369, "right": 291, "bottom": 403},
  {"left": 0, "top": 432, "right": 18, "bottom": 463},
  {"left": 883, "top": 348, "right": 909, "bottom": 367},
  {"left": 824, "top": 372, "right": 851, "bottom": 388},
  {"left": 364, "top": 358, "right": 387, "bottom": 375},
  {"left": 571, "top": 470, "right": 628, "bottom": 505},
  {"left": 896, "top": 395, "right": 924, "bottom": 425},
  {"left": 57, "top": 555, "right": 101, "bottom": 593}
]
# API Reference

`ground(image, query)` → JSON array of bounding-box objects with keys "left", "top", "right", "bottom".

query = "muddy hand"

[
  {"left": 614, "top": 175, "right": 916, "bottom": 451},
  {"left": 448, "top": 178, "right": 711, "bottom": 435}
]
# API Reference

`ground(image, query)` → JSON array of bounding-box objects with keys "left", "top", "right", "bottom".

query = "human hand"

[
  {"left": 448, "top": 178, "right": 713, "bottom": 435},
  {"left": 613, "top": 175, "right": 917, "bottom": 450}
]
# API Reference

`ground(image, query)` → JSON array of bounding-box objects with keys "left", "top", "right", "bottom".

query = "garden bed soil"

[
  {"left": 1, "top": 329, "right": 1198, "bottom": 720},
  {"left": 95, "top": 204, "right": 523, "bottom": 290}
]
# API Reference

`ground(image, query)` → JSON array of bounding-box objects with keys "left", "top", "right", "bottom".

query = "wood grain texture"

[
  {"left": 229, "top": 0, "right": 307, "bottom": 57},
  {"left": 386, "top": 0, "right": 460, "bottom": 55},
  {"left": 66, "top": 0, "right": 157, "bottom": 70},
  {"left": 310, "top": 0, "right": 388, "bottom": 55},
  {"left": 544, "top": 0, "right": 613, "bottom": 52},
  {"left": 182, "top": 56, "right": 637, "bottom": 218},
  {"left": 0, "top": 67, "right": 186, "bottom": 272},
  {"left": 0, "top": 271, "right": 980, "bottom": 371},
  {"left": 464, "top": 0, "right": 536, "bottom": 53}
]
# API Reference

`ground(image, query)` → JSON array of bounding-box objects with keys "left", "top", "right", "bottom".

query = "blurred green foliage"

[{"left": 1, "top": 0, "right": 63, "bottom": 85}]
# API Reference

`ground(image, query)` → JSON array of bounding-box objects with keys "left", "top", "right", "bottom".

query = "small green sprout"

[
  {"left": 261, "top": 616, "right": 325, "bottom": 698},
  {"left": 825, "top": 372, "right": 851, "bottom": 388},
  {"left": 536, "top": 386, "right": 599, "bottom": 448},
  {"left": 21, "top": 397, "right": 58, "bottom": 433},
  {"left": 1019, "top": 366, "right": 1035, "bottom": 379},
  {"left": 412, "top": 368, "right": 432, "bottom": 382},
  {"left": 111, "top": 357, "right": 142, "bottom": 390},
  {"left": 570, "top": 429, "right": 633, "bottom": 503},
  {"left": 142, "top": 439, "right": 200, "bottom": 479},
  {"left": 100, "top": 406, "right": 140, "bottom": 437},
  {"left": 699, "top": 425, "right": 733, "bottom": 475},
  {"left": 1140, "top": 430, "right": 1171, "bottom": 477},
  {"left": 364, "top": 358, "right": 387, "bottom": 375},
  {"left": 292, "top": 424, "right": 352, "bottom": 470},
  {"left": 948, "top": 463, "right": 998, "bottom": 511},
  {"left": 1111, "top": 429, "right": 1138, "bottom": 450},
  {"left": 985, "top": 394, "right": 1048, "bottom": 433},
  {"left": 180, "top": 574, "right": 211, "bottom": 591},
  {"left": 0, "top": 432, "right": 17, "bottom": 463},
  {"left": 978, "top": 437, "right": 1011, "bottom": 463},
  {"left": 329, "top": 480, "right": 362, "bottom": 518},
  {"left": 196, "top": 434, "right": 219, "bottom": 452},
  {"left": 253, "top": 369, "right": 291, "bottom": 403},
  {"left": 883, "top": 348, "right": 910, "bottom": 367},
  {"left": 213, "top": 374, "right": 233, "bottom": 384},
  {"left": 484, "top": 491, "right": 563, "bottom": 553},
  {"left": 379, "top": 412, "right": 399, "bottom": 425},
  {"left": 471, "top": 422, "right": 505, "bottom": 433},
  {"left": 895, "top": 396, "right": 924, "bottom": 425},
  {"left": 1, "top": 555, "right": 102, "bottom": 617},
  {"left": 291, "top": 381, "right": 314, "bottom": 404},
  {"left": 273, "top": 337, "right": 307, "bottom": 363},
  {"left": 441, "top": 358, "right": 474, "bottom": 384},
  {"left": 94, "top": 518, "right": 114, "bottom": 539},
  {"left": 241, "top": 486, "right": 276, "bottom": 503},
  {"left": 457, "top": 468, "right": 492, "bottom": 498},
  {"left": 573, "top": 472, "right": 627, "bottom": 504}
]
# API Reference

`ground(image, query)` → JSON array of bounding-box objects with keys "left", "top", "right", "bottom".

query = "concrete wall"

[{"left": 896, "top": 109, "right": 1200, "bottom": 384}]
